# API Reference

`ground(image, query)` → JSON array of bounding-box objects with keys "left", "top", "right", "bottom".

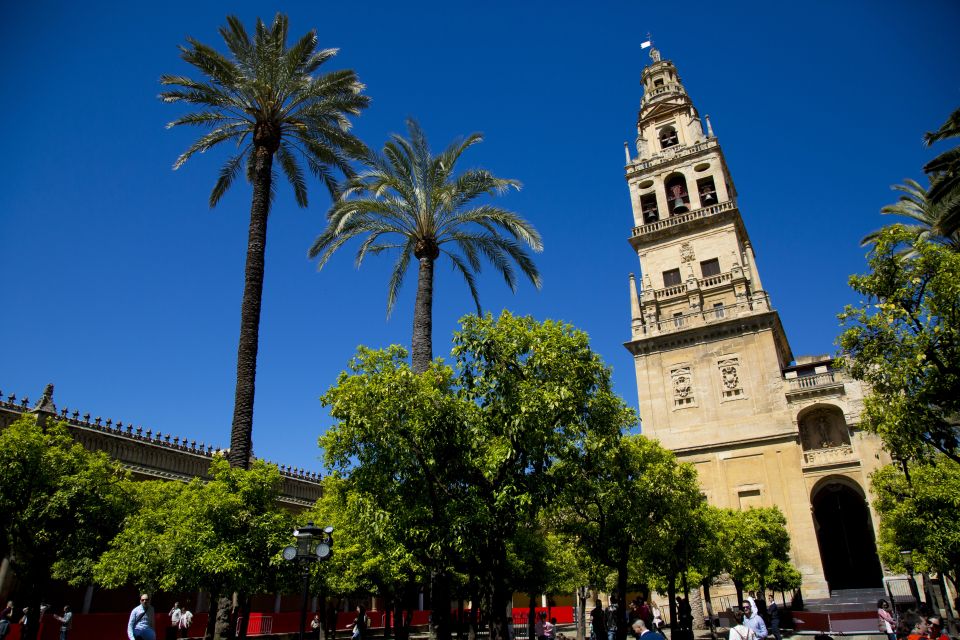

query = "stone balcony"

[
  {"left": 802, "top": 444, "right": 857, "bottom": 469},
  {"left": 651, "top": 270, "right": 736, "bottom": 301},
  {"left": 640, "top": 82, "right": 685, "bottom": 106},
  {"left": 632, "top": 293, "right": 770, "bottom": 339},
  {"left": 626, "top": 138, "right": 719, "bottom": 175},
  {"left": 630, "top": 199, "right": 738, "bottom": 246},
  {"left": 784, "top": 370, "right": 846, "bottom": 400}
]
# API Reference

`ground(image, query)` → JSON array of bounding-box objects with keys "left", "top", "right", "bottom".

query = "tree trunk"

[
  {"left": 733, "top": 580, "right": 744, "bottom": 609},
  {"left": 667, "top": 574, "right": 678, "bottom": 636},
  {"left": 236, "top": 595, "right": 250, "bottom": 640},
  {"left": 204, "top": 592, "right": 219, "bottom": 640},
  {"left": 689, "top": 585, "right": 706, "bottom": 630},
  {"left": 430, "top": 569, "right": 451, "bottom": 640},
  {"left": 214, "top": 595, "right": 233, "bottom": 640},
  {"left": 527, "top": 595, "right": 536, "bottom": 640},
  {"left": 228, "top": 144, "right": 274, "bottom": 469},
  {"left": 411, "top": 256, "right": 435, "bottom": 374},
  {"left": 616, "top": 543, "right": 629, "bottom": 640},
  {"left": 702, "top": 579, "right": 717, "bottom": 640}
]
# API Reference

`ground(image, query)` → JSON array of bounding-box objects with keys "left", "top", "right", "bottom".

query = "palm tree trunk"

[
  {"left": 228, "top": 145, "right": 273, "bottom": 469},
  {"left": 411, "top": 256, "right": 435, "bottom": 374}
]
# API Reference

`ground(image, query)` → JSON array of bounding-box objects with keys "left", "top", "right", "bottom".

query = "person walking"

[
  {"left": 741, "top": 600, "right": 767, "bottom": 640},
  {"left": 536, "top": 612, "right": 547, "bottom": 640},
  {"left": 0, "top": 602, "right": 11, "bottom": 640},
  {"left": 167, "top": 602, "right": 182, "bottom": 640},
  {"left": 54, "top": 605, "right": 73, "bottom": 640},
  {"left": 128, "top": 594, "right": 156, "bottom": 640},
  {"left": 178, "top": 605, "right": 194, "bottom": 639}
]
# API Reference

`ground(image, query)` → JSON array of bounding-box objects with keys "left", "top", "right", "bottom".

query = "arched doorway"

[{"left": 811, "top": 479, "right": 883, "bottom": 590}]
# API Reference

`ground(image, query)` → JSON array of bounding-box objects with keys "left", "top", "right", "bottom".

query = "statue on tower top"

[{"left": 641, "top": 36, "right": 661, "bottom": 63}]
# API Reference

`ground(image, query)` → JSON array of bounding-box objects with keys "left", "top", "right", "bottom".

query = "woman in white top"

[{"left": 729, "top": 610, "right": 756, "bottom": 640}]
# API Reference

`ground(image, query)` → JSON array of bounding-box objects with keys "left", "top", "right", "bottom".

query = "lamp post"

[
  {"left": 900, "top": 549, "right": 921, "bottom": 609},
  {"left": 284, "top": 523, "right": 334, "bottom": 640}
]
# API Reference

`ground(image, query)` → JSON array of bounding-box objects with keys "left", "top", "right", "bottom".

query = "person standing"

[
  {"left": 728, "top": 611, "right": 756, "bottom": 640},
  {"left": 631, "top": 617, "right": 665, "bottom": 640},
  {"left": 0, "top": 602, "right": 11, "bottom": 640},
  {"left": 765, "top": 595, "right": 781, "bottom": 640},
  {"left": 606, "top": 596, "right": 619, "bottom": 640},
  {"left": 927, "top": 617, "right": 949, "bottom": 640},
  {"left": 591, "top": 601, "right": 607, "bottom": 640},
  {"left": 311, "top": 614, "right": 322, "bottom": 640},
  {"left": 536, "top": 612, "right": 547, "bottom": 640},
  {"left": 167, "top": 602, "right": 182, "bottom": 640},
  {"left": 54, "top": 605, "right": 73, "bottom": 640},
  {"left": 351, "top": 605, "right": 367, "bottom": 640},
  {"left": 877, "top": 599, "right": 896, "bottom": 640},
  {"left": 128, "top": 594, "right": 156, "bottom": 640},
  {"left": 178, "top": 605, "right": 194, "bottom": 639},
  {"left": 741, "top": 600, "right": 767, "bottom": 640},
  {"left": 545, "top": 617, "right": 557, "bottom": 640}
]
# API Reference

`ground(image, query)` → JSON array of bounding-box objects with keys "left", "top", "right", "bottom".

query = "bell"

[
  {"left": 672, "top": 198, "right": 688, "bottom": 213},
  {"left": 702, "top": 191, "right": 715, "bottom": 202}
]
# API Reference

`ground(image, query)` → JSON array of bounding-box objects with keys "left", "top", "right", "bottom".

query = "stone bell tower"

[{"left": 623, "top": 45, "right": 889, "bottom": 600}]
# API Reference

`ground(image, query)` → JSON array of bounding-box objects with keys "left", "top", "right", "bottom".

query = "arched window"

[
  {"left": 640, "top": 193, "right": 659, "bottom": 223},
  {"left": 696, "top": 176, "right": 718, "bottom": 205},
  {"left": 659, "top": 126, "right": 679, "bottom": 149},
  {"left": 664, "top": 173, "right": 690, "bottom": 214}
]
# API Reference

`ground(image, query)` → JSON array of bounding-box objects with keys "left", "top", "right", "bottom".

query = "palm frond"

[
  {"left": 444, "top": 251, "right": 483, "bottom": 314},
  {"left": 276, "top": 144, "right": 308, "bottom": 207},
  {"left": 210, "top": 150, "right": 249, "bottom": 207},
  {"left": 385, "top": 239, "right": 415, "bottom": 318}
]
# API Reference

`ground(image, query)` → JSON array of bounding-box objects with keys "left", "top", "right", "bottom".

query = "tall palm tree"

[
  {"left": 162, "top": 14, "right": 369, "bottom": 468},
  {"left": 309, "top": 118, "right": 542, "bottom": 373},
  {"left": 923, "top": 106, "right": 960, "bottom": 238},
  {"left": 861, "top": 178, "right": 960, "bottom": 252}
]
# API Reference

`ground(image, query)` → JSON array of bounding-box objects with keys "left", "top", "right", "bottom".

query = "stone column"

[{"left": 744, "top": 242, "right": 764, "bottom": 292}]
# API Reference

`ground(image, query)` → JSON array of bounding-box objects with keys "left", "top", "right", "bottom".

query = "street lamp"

[
  {"left": 900, "top": 549, "right": 921, "bottom": 608},
  {"left": 284, "top": 522, "right": 334, "bottom": 640}
]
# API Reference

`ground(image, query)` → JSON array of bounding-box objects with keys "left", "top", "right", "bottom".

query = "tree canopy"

[{"left": 839, "top": 225, "right": 960, "bottom": 463}]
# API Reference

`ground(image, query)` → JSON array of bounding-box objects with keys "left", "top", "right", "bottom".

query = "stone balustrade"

[
  {"left": 655, "top": 283, "right": 688, "bottom": 299},
  {"left": 0, "top": 388, "right": 322, "bottom": 508},
  {"left": 628, "top": 138, "right": 718, "bottom": 173},
  {"left": 701, "top": 272, "right": 733, "bottom": 288},
  {"left": 802, "top": 444, "right": 856, "bottom": 467},
  {"left": 787, "top": 371, "right": 836, "bottom": 390},
  {"left": 640, "top": 83, "right": 684, "bottom": 105},
  {"left": 631, "top": 199, "right": 736, "bottom": 238}
]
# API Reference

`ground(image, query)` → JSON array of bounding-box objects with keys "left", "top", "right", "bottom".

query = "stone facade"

[
  {"left": 0, "top": 385, "right": 322, "bottom": 509},
  {"left": 623, "top": 47, "right": 888, "bottom": 598}
]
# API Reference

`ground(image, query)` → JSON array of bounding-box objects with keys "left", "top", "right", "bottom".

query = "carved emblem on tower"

[{"left": 680, "top": 242, "right": 695, "bottom": 263}]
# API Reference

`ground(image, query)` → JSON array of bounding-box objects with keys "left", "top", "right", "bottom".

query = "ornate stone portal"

[{"left": 622, "top": 49, "right": 889, "bottom": 598}]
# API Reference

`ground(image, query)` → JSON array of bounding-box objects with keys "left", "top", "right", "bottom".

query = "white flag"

[{"left": 641, "top": 41, "right": 651, "bottom": 49}]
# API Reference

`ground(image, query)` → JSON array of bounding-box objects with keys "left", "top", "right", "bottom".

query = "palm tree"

[
  {"left": 861, "top": 178, "right": 960, "bottom": 252},
  {"left": 923, "top": 106, "right": 960, "bottom": 238},
  {"left": 162, "top": 14, "right": 369, "bottom": 468},
  {"left": 309, "top": 118, "right": 542, "bottom": 373}
]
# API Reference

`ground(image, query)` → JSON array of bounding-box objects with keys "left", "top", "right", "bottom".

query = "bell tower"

[{"left": 622, "top": 45, "right": 860, "bottom": 599}]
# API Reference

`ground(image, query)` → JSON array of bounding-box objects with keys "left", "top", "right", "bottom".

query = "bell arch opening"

[{"left": 810, "top": 477, "right": 883, "bottom": 590}]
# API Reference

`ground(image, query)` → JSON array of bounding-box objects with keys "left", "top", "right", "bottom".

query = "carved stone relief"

[
  {"left": 799, "top": 407, "right": 851, "bottom": 450},
  {"left": 717, "top": 357, "right": 744, "bottom": 399},
  {"left": 671, "top": 365, "right": 695, "bottom": 407},
  {"left": 680, "top": 242, "right": 695, "bottom": 263}
]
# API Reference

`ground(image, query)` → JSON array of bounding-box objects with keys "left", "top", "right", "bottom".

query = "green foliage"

[
  {"left": 319, "top": 312, "right": 629, "bottom": 634},
  {"left": 861, "top": 179, "right": 960, "bottom": 252},
  {"left": 304, "top": 475, "right": 425, "bottom": 598},
  {"left": 718, "top": 507, "right": 793, "bottom": 593},
  {"left": 161, "top": 13, "right": 369, "bottom": 206},
  {"left": 838, "top": 225, "right": 960, "bottom": 463},
  {"left": 923, "top": 106, "right": 960, "bottom": 238},
  {"left": 0, "top": 416, "right": 131, "bottom": 594},
  {"left": 95, "top": 458, "right": 295, "bottom": 596},
  {"left": 310, "top": 119, "right": 542, "bottom": 316},
  {"left": 871, "top": 459, "right": 960, "bottom": 585}
]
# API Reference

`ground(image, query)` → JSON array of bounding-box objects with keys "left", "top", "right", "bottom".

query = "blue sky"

[{"left": 1, "top": 1, "right": 957, "bottom": 473}]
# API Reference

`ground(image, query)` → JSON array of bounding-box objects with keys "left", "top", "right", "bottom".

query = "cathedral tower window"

[
  {"left": 700, "top": 258, "right": 721, "bottom": 278},
  {"left": 663, "top": 268, "right": 681, "bottom": 287},
  {"left": 713, "top": 302, "right": 725, "bottom": 319},
  {"left": 659, "top": 126, "right": 679, "bottom": 149},
  {"left": 640, "top": 193, "right": 659, "bottom": 223},
  {"left": 696, "top": 176, "right": 718, "bottom": 204},
  {"left": 665, "top": 174, "right": 690, "bottom": 214}
]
